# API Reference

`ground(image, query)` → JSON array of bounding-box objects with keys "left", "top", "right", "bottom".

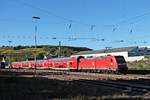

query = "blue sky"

[{"left": 1, "top": 0, "right": 150, "bottom": 50}]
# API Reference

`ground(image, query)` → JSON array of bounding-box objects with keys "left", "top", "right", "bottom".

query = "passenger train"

[{"left": 10, "top": 55, "right": 128, "bottom": 74}]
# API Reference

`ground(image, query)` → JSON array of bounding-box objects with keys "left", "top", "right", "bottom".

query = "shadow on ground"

[
  {"left": 0, "top": 71, "right": 150, "bottom": 100},
  {"left": 0, "top": 76, "right": 123, "bottom": 100}
]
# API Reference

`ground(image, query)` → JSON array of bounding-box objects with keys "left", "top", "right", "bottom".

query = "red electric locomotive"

[{"left": 77, "top": 55, "right": 127, "bottom": 73}]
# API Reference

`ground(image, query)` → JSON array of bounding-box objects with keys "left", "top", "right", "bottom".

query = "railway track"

[
  {"left": 1, "top": 68, "right": 150, "bottom": 97},
  {"left": 74, "top": 79, "right": 150, "bottom": 96},
  {"left": 127, "top": 70, "right": 150, "bottom": 74},
  {"left": 2, "top": 68, "right": 150, "bottom": 75},
  {"left": 1, "top": 68, "right": 150, "bottom": 80},
  {"left": 116, "top": 79, "right": 150, "bottom": 86},
  {"left": 1, "top": 68, "right": 70, "bottom": 73}
]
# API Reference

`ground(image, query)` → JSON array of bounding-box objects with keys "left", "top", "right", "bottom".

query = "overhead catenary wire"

[
  {"left": 2, "top": 0, "right": 150, "bottom": 47},
  {"left": 0, "top": 34, "right": 104, "bottom": 41},
  {"left": 4, "top": 0, "right": 150, "bottom": 33},
  {"left": 1, "top": 34, "right": 149, "bottom": 43},
  {"left": 0, "top": 34, "right": 149, "bottom": 47},
  {"left": 12, "top": 0, "right": 96, "bottom": 28}
]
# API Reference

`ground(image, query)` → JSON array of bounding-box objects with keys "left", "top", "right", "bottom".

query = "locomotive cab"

[{"left": 114, "top": 56, "right": 128, "bottom": 74}]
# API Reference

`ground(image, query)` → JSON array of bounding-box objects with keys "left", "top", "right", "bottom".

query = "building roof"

[{"left": 75, "top": 46, "right": 138, "bottom": 55}]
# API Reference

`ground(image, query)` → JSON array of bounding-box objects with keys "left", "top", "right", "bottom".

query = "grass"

[
  {"left": 127, "top": 58, "right": 150, "bottom": 70},
  {"left": 128, "top": 66, "right": 150, "bottom": 70}
]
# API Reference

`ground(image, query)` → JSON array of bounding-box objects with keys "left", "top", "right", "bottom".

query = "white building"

[{"left": 71, "top": 46, "right": 146, "bottom": 62}]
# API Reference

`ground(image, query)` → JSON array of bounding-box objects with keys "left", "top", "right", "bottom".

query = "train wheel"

[
  {"left": 115, "top": 69, "right": 121, "bottom": 74},
  {"left": 112, "top": 70, "right": 116, "bottom": 74}
]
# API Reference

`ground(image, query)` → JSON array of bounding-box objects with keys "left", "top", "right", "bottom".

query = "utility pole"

[
  {"left": 58, "top": 41, "right": 61, "bottom": 57},
  {"left": 8, "top": 40, "right": 12, "bottom": 68},
  {"left": 32, "top": 16, "right": 40, "bottom": 76},
  {"left": 52, "top": 37, "right": 62, "bottom": 58}
]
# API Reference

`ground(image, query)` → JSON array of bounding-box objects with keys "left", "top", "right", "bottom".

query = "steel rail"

[{"left": 74, "top": 79, "right": 150, "bottom": 96}]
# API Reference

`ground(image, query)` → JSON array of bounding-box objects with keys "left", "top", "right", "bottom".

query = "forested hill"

[{"left": 0, "top": 45, "right": 92, "bottom": 62}]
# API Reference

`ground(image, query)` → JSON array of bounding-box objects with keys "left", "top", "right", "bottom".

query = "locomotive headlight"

[{"left": 111, "top": 63, "right": 113, "bottom": 65}]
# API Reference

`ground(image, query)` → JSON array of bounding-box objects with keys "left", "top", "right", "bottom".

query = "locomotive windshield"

[{"left": 115, "top": 56, "right": 126, "bottom": 63}]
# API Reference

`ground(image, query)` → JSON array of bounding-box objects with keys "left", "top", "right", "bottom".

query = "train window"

[
  {"left": 86, "top": 56, "right": 93, "bottom": 58},
  {"left": 95, "top": 56, "right": 103, "bottom": 58},
  {"left": 115, "top": 56, "right": 126, "bottom": 63}
]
